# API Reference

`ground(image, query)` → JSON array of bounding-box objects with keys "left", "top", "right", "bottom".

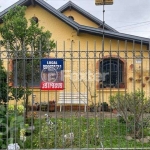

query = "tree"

[
  {"left": 0, "top": 6, "right": 56, "bottom": 116},
  {"left": 0, "top": 6, "right": 55, "bottom": 55},
  {"left": 0, "top": 59, "right": 8, "bottom": 104}
]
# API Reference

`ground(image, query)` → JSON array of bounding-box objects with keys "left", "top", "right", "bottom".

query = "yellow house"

[{"left": 0, "top": 0, "right": 150, "bottom": 109}]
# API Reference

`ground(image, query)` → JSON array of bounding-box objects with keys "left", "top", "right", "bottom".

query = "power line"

[
  {"left": 117, "top": 22, "right": 150, "bottom": 31},
  {"left": 115, "top": 21, "right": 150, "bottom": 29}
]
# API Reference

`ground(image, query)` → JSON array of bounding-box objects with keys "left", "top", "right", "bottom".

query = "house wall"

[{"left": 0, "top": 4, "right": 149, "bottom": 106}]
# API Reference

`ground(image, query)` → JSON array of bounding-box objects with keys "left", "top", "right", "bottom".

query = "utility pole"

[
  {"left": 95, "top": 1, "right": 114, "bottom": 149},
  {"left": 95, "top": 0, "right": 113, "bottom": 52}
]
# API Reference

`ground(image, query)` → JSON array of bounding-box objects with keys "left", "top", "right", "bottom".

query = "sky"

[{"left": 0, "top": 0, "right": 150, "bottom": 38}]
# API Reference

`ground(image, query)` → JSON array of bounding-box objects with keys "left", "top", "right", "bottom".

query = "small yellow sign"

[{"left": 95, "top": 0, "right": 113, "bottom": 5}]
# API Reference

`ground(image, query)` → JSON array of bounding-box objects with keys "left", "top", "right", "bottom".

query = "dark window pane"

[
  {"left": 13, "top": 59, "right": 40, "bottom": 87},
  {"left": 100, "top": 58, "right": 123, "bottom": 88}
]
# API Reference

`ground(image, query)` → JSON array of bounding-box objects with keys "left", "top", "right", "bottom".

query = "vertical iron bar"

[
  {"left": 62, "top": 41, "right": 65, "bottom": 149},
  {"left": 5, "top": 42, "right": 9, "bottom": 149},
  {"left": 86, "top": 41, "right": 89, "bottom": 149},
  {"left": 109, "top": 39, "right": 113, "bottom": 148},
  {"left": 117, "top": 40, "right": 121, "bottom": 149},
  {"left": 54, "top": 40, "right": 58, "bottom": 149},
  {"left": 31, "top": 40, "right": 34, "bottom": 150},
  {"left": 140, "top": 40, "right": 144, "bottom": 149},
  {"left": 70, "top": 40, "right": 73, "bottom": 148},
  {"left": 132, "top": 40, "right": 136, "bottom": 148},
  {"left": 94, "top": 41, "right": 97, "bottom": 149},
  {"left": 78, "top": 40, "right": 81, "bottom": 148},
  {"left": 39, "top": 39, "right": 42, "bottom": 150},
  {"left": 125, "top": 40, "right": 128, "bottom": 148}
]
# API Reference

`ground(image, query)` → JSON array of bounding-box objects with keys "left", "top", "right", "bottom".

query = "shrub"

[
  {"left": 109, "top": 90, "right": 150, "bottom": 138},
  {"left": 0, "top": 59, "right": 7, "bottom": 104},
  {"left": 8, "top": 104, "right": 24, "bottom": 115},
  {"left": 0, "top": 105, "right": 7, "bottom": 149},
  {"left": 29, "top": 117, "right": 102, "bottom": 149}
]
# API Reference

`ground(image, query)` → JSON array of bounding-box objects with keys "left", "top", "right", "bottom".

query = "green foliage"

[
  {"left": 16, "top": 118, "right": 150, "bottom": 149},
  {"left": 0, "top": 60, "right": 8, "bottom": 104},
  {"left": 0, "top": 60, "right": 27, "bottom": 148},
  {"left": 109, "top": 90, "right": 150, "bottom": 138},
  {"left": 0, "top": 5, "right": 56, "bottom": 86},
  {"left": 0, "top": 5, "right": 56, "bottom": 56},
  {"left": 9, "top": 86, "right": 31, "bottom": 102},
  {"left": 0, "top": 5, "right": 56, "bottom": 115},
  {"left": 24, "top": 117, "right": 102, "bottom": 148},
  {"left": 6, "top": 104, "right": 24, "bottom": 148},
  {"left": 0, "top": 6, "right": 27, "bottom": 50},
  {"left": 1, "top": 114, "right": 150, "bottom": 149},
  {"left": 0, "top": 105, "right": 7, "bottom": 149},
  {"left": 0, "top": 60, "right": 27, "bottom": 103},
  {"left": 0, "top": 104, "right": 25, "bottom": 149}
]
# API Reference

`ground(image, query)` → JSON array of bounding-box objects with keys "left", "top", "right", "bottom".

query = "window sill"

[
  {"left": 97, "top": 88, "right": 126, "bottom": 92},
  {"left": 12, "top": 86, "right": 40, "bottom": 88}
]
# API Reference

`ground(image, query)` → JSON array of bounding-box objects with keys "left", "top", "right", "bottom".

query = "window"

[
  {"left": 99, "top": 58, "right": 125, "bottom": 88},
  {"left": 68, "top": 16, "right": 74, "bottom": 20},
  {"left": 32, "top": 16, "right": 39, "bottom": 23},
  {"left": 13, "top": 59, "right": 40, "bottom": 87}
]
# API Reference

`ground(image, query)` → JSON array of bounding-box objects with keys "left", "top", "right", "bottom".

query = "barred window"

[
  {"left": 13, "top": 59, "right": 40, "bottom": 87},
  {"left": 99, "top": 58, "right": 124, "bottom": 88}
]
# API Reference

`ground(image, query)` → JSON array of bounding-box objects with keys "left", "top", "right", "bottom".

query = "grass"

[{"left": 20, "top": 117, "right": 150, "bottom": 149}]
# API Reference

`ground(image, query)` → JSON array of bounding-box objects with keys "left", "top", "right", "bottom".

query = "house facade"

[{"left": 0, "top": 0, "right": 150, "bottom": 107}]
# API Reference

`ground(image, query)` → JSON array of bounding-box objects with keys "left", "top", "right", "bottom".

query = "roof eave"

[
  {"left": 78, "top": 27, "right": 150, "bottom": 45},
  {"left": 0, "top": 0, "right": 79, "bottom": 32},
  {"left": 58, "top": 1, "right": 118, "bottom": 33},
  {"left": 0, "top": 0, "right": 31, "bottom": 22},
  {"left": 35, "top": 0, "right": 79, "bottom": 31}
]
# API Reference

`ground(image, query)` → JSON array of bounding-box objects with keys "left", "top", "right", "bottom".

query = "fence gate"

[{"left": 0, "top": 40, "right": 150, "bottom": 150}]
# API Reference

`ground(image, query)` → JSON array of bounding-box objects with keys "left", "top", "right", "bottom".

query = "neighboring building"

[{"left": 0, "top": 0, "right": 150, "bottom": 107}]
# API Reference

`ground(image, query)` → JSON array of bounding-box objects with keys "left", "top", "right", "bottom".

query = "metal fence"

[{"left": 0, "top": 40, "right": 150, "bottom": 149}]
